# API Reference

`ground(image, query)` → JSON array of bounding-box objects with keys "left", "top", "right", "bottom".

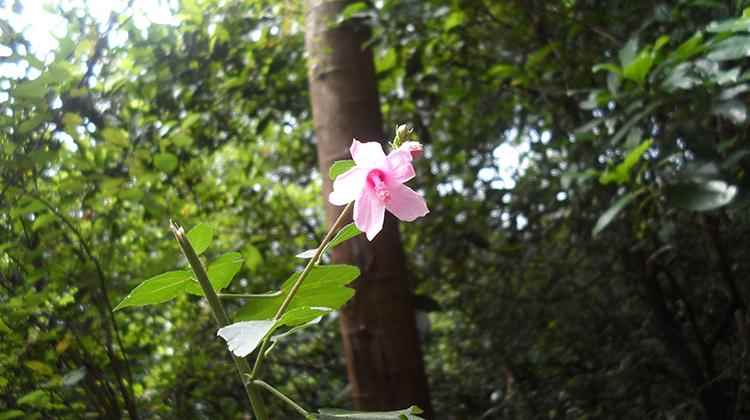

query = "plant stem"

[
  {"left": 250, "top": 202, "right": 353, "bottom": 378},
  {"left": 170, "top": 221, "right": 269, "bottom": 420},
  {"left": 218, "top": 291, "right": 283, "bottom": 299},
  {"left": 252, "top": 379, "right": 313, "bottom": 419}
]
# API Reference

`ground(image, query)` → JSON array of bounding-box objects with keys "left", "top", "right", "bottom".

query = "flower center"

[{"left": 366, "top": 169, "right": 391, "bottom": 202}]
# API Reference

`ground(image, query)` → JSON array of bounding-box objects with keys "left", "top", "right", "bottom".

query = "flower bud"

[{"left": 396, "top": 124, "right": 412, "bottom": 143}]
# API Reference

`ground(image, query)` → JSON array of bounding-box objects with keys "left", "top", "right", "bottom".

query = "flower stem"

[
  {"left": 170, "top": 221, "right": 269, "bottom": 420},
  {"left": 250, "top": 202, "right": 354, "bottom": 378},
  {"left": 218, "top": 292, "right": 283, "bottom": 299},
  {"left": 252, "top": 379, "right": 313, "bottom": 419}
]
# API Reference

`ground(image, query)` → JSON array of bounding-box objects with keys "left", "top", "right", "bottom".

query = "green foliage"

[
  {"left": 4, "top": 0, "right": 750, "bottom": 418},
  {"left": 187, "top": 223, "right": 214, "bottom": 255},
  {"left": 329, "top": 160, "right": 356, "bottom": 180},
  {"left": 235, "top": 265, "right": 359, "bottom": 321},
  {"left": 113, "top": 271, "right": 194, "bottom": 310}
]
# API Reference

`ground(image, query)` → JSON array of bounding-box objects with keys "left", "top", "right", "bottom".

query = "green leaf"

[
  {"left": 666, "top": 180, "right": 738, "bottom": 212},
  {"left": 32, "top": 213, "right": 57, "bottom": 231},
  {"left": 707, "top": 17, "right": 750, "bottom": 33},
  {"left": 235, "top": 265, "right": 359, "bottom": 321},
  {"left": 618, "top": 38, "right": 639, "bottom": 67},
  {"left": 216, "top": 320, "right": 276, "bottom": 357},
  {"left": 593, "top": 191, "right": 642, "bottom": 236},
  {"left": 707, "top": 36, "right": 750, "bottom": 61},
  {"left": 101, "top": 127, "right": 129, "bottom": 147},
  {"left": 10, "top": 199, "right": 46, "bottom": 217},
  {"left": 187, "top": 223, "right": 213, "bottom": 255},
  {"left": 316, "top": 405, "right": 424, "bottom": 420},
  {"left": 186, "top": 252, "right": 243, "bottom": 294},
  {"left": 669, "top": 32, "right": 705, "bottom": 63},
  {"left": 0, "top": 410, "right": 25, "bottom": 420},
  {"left": 154, "top": 152, "right": 178, "bottom": 173},
  {"left": 14, "top": 78, "right": 46, "bottom": 99},
  {"left": 24, "top": 361, "right": 54, "bottom": 376},
  {"left": 113, "top": 270, "right": 192, "bottom": 311},
  {"left": 328, "top": 223, "right": 362, "bottom": 249},
  {"left": 277, "top": 306, "right": 331, "bottom": 328},
  {"left": 329, "top": 160, "right": 356, "bottom": 180},
  {"left": 592, "top": 63, "right": 622, "bottom": 75},
  {"left": 18, "top": 112, "right": 49, "bottom": 134},
  {"left": 623, "top": 50, "right": 654, "bottom": 84},
  {"left": 444, "top": 10, "right": 465, "bottom": 31},
  {"left": 44, "top": 62, "right": 73, "bottom": 84},
  {"left": 244, "top": 244, "right": 263, "bottom": 272},
  {"left": 340, "top": 1, "right": 368, "bottom": 20},
  {"left": 713, "top": 99, "right": 747, "bottom": 124},
  {"left": 376, "top": 49, "right": 397, "bottom": 73},
  {"left": 599, "top": 139, "right": 653, "bottom": 185},
  {"left": 17, "top": 390, "right": 49, "bottom": 407},
  {"left": 0, "top": 318, "right": 11, "bottom": 334},
  {"left": 654, "top": 35, "right": 670, "bottom": 52},
  {"left": 296, "top": 223, "right": 362, "bottom": 259}
]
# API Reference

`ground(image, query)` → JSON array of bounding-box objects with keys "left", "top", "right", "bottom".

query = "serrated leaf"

[
  {"left": 316, "top": 405, "right": 424, "bottom": 419},
  {"left": 154, "top": 152, "right": 178, "bottom": 173},
  {"left": 666, "top": 180, "right": 737, "bottom": 211},
  {"left": 187, "top": 223, "right": 213, "bottom": 255},
  {"left": 593, "top": 191, "right": 641, "bottom": 236},
  {"left": 113, "top": 270, "right": 192, "bottom": 311},
  {"left": 216, "top": 320, "right": 276, "bottom": 357},
  {"left": 235, "top": 265, "right": 359, "bottom": 322}
]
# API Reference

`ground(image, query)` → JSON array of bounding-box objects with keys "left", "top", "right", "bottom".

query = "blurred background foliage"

[{"left": 2, "top": 0, "right": 750, "bottom": 418}]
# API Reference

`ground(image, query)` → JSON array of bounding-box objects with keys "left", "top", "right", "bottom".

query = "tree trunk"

[{"left": 304, "top": 0, "right": 433, "bottom": 416}]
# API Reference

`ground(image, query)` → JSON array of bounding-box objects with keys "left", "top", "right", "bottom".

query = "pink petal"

[
  {"left": 354, "top": 188, "right": 386, "bottom": 241},
  {"left": 399, "top": 141, "right": 423, "bottom": 160},
  {"left": 385, "top": 183, "right": 429, "bottom": 222},
  {"left": 329, "top": 167, "right": 367, "bottom": 206},
  {"left": 350, "top": 139, "right": 386, "bottom": 169},
  {"left": 385, "top": 149, "right": 415, "bottom": 184}
]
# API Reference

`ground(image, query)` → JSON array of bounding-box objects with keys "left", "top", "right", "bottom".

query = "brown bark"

[{"left": 304, "top": 0, "right": 433, "bottom": 416}]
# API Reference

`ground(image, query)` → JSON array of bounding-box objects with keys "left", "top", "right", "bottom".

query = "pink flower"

[
  {"left": 398, "top": 141, "right": 423, "bottom": 160},
  {"left": 329, "top": 139, "right": 429, "bottom": 241}
]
